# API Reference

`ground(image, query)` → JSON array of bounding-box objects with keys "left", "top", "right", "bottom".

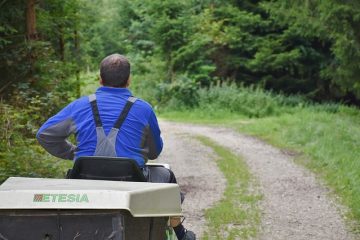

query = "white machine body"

[{"left": 0, "top": 177, "right": 182, "bottom": 217}]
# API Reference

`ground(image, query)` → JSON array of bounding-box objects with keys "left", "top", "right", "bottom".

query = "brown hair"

[{"left": 100, "top": 54, "right": 130, "bottom": 87}]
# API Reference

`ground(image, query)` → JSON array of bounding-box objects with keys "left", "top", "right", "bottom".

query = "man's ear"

[
  {"left": 99, "top": 76, "right": 103, "bottom": 86},
  {"left": 126, "top": 76, "right": 131, "bottom": 87}
]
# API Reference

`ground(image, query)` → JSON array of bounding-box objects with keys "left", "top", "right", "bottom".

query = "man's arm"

[
  {"left": 36, "top": 102, "right": 77, "bottom": 160},
  {"left": 146, "top": 110, "right": 163, "bottom": 160}
]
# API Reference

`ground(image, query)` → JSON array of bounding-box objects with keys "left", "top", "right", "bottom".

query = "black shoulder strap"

[
  {"left": 88, "top": 95, "right": 137, "bottom": 130},
  {"left": 113, "top": 96, "right": 137, "bottom": 129},
  {"left": 89, "top": 94, "right": 102, "bottom": 127}
]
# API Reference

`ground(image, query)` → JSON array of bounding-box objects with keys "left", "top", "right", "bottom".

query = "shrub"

[
  {"left": 155, "top": 75, "right": 199, "bottom": 110},
  {"left": 0, "top": 87, "right": 74, "bottom": 183},
  {"left": 160, "top": 83, "right": 307, "bottom": 118}
]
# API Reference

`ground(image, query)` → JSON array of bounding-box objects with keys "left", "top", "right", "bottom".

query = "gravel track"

[
  {"left": 157, "top": 124, "right": 226, "bottom": 238},
  {"left": 157, "top": 121, "right": 357, "bottom": 240}
]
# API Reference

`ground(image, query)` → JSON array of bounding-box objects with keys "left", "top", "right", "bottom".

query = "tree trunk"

[
  {"left": 74, "top": 29, "right": 81, "bottom": 98},
  {"left": 59, "top": 25, "right": 65, "bottom": 61},
  {"left": 26, "top": 0, "right": 38, "bottom": 84},
  {"left": 166, "top": 53, "right": 174, "bottom": 83},
  {"left": 26, "top": 0, "right": 37, "bottom": 40}
]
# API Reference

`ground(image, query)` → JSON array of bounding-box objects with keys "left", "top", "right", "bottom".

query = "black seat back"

[{"left": 67, "top": 156, "right": 147, "bottom": 182}]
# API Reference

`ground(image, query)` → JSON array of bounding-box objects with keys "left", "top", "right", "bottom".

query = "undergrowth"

[{"left": 0, "top": 88, "right": 74, "bottom": 183}]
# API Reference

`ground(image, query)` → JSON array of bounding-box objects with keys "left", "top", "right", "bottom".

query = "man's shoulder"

[
  {"left": 72, "top": 96, "right": 91, "bottom": 106},
  {"left": 63, "top": 96, "right": 91, "bottom": 113},
  {"left": 134, "top": 97, "right": 154, "bottom": 110}
]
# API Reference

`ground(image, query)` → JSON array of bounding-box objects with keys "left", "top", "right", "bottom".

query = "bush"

[
  {"left": 155, "top": 75, "right": 199, "bottom": 110},
  {"left": 0, "top": 86, "right": 74, "bottom": 183},
  {"left": 198, "top": 84, "right": 289, "bottom": 118},
  {"left": 158, "top": 80, "right": 355, "bottom": 119},
  {"left": 160, "top": 83, "right": 308, "bottom": 118}
]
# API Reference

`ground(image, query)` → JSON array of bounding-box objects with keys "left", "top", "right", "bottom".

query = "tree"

[
  {"left": 263, "top": 0, "right": 360, "bottom": 101},
  {"left": 26, "top": 0, "right": 38, "bottom": 40}
]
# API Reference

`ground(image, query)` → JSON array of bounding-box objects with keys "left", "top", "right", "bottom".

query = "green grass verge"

[
  {"left": 196, "top": 136, "right": 261, "bottom": 240},
  {"left": 236, "top": 107, "right": 360, "bottom": 232},
  {"left": 160, "top": 105, "right": 360, "bottom": 233}
]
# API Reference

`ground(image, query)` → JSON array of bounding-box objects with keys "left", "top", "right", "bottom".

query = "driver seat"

[{"left": 67, "top": 156, "right": 147, "bottom": 182}]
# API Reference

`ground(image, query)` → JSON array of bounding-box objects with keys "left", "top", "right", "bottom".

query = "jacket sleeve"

[
  {"left": 36, "top": 102, "right": 77, "bottom": 160},
  {"left": 146, "top": 109, "right": 163, "bottom": 160}
]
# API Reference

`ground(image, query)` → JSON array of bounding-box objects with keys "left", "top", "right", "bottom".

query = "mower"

[{"left": 0, "top": 156, "right": 182, "bottom": 240}]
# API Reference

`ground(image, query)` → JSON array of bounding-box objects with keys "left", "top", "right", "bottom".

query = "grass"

[
  {"left": 196, "top": 136, "right": 262, "bottom": 240},
  {"left": 236, "top": 107, "right": 360, "bottom": 231},
  {"left": 159, "top": 110, "right": 245, "bottom": 125},
  {"left": 160, "top": 105, "right": 360, "bottom": 233}
]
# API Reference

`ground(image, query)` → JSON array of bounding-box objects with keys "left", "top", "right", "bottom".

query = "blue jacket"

[{"left": 36, "top": 87, "right": 163, "bottom": 167}]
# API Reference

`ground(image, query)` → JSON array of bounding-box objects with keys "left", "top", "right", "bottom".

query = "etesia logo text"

[{"left": 33, "top": 193, "right": 89, "bottom": 203}]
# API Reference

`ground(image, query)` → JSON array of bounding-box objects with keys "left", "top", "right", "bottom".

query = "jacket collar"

[{"left": 96, "top": 86, "right": 132, "bottom": 96}]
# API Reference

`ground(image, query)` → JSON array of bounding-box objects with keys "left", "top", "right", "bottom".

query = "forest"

[
  {"left": 1, "top": 0, "right": 360, "bottom": 198},
  {"left": 2, "top": 0, "right": 360, "bottom": 104}
]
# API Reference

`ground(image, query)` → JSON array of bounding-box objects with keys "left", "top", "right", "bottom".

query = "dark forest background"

[{"left": 2, "top": 0, "right": 360, "bottom": 105}]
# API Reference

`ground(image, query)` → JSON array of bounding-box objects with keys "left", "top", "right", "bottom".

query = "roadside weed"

[{"left": 197, "top": 136, "right": 262, "bottom": 240}]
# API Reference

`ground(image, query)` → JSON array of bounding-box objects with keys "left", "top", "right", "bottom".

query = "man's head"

[{"left": 100, "top": 54, "right": 130, "bottom": 88}]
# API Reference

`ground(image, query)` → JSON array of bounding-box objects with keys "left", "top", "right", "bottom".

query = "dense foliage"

[
  {"left": 0, "top": 101, "right": 71, "bottom": 182},
  {"left": 2, "top": 0, "right": 360, "bottom": 103},
  {"left": 115, "top": 0, "right": 360, "bottom": 104}
]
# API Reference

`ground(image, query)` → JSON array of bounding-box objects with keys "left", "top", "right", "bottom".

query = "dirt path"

[
  {"left": 157, "top": 121, "right": 357, "bottom": 240},
  {"left": 157, "top": 123, "right": 226, "bottom": 238}
]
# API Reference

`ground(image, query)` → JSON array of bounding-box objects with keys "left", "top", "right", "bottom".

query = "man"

[{"left": 37, "top": 53, "right": 195, "bottom": 240}]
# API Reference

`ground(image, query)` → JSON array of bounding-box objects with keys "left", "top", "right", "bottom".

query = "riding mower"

[{"left": 0, "top": 156, "right": 182, "bottom": 239}]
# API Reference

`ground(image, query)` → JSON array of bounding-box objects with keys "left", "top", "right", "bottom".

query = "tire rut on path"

[
  {"left": 157, "top": 123, "right": 226, "bottom": 238},
  {"left": 158, "top": 121, "right": 357, "bottom": 240}
]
